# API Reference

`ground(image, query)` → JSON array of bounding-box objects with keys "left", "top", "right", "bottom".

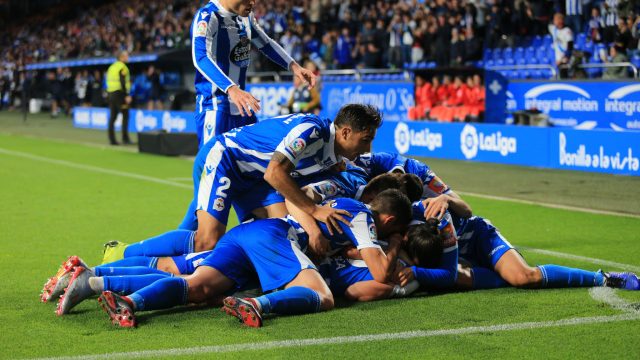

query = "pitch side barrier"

[
  {"left": 72, "top": 107, "right": 196, "bottom": 133},
  {"left": 378, "top": 120, "right": 640, "bottom": 176}
]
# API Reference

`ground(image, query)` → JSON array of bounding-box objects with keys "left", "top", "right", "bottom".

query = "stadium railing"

[{"left": 248, "top": 69, "right": 410, "bottom": 82}]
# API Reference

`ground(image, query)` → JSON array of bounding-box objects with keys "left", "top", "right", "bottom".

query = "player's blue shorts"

[
  {"left": 195, "top": 108, "right": 257, "bottom": 147},
  {"left": 320, "top": 257, "right": 373, "bottom": 296},
  {"left": 171, "top": 251, "right": 212, "bottom": 275},
  {"left": 199, "top": 218, "right": 316, "bottom": 292},
  {"left": 232, "top": 182, "right": 284, "bottom": 223},
  {"left": 457, "top": 216, "right": 514, "bottom": 268}
]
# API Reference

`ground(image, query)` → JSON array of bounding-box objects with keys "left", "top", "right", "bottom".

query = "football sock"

[
  {"left": 472, "top": 267, "right": 509, "bottom": 289},
  {"left": 177, "top": 199, "right": 198, "bottom": 231},
  {"left": 123, "top": 230, "right": 195, "bottom": 257},
  {"left": 94, "top": 266, "right": 170, "bottom": 277},
  {"left": 255, "top": 287, "right": 321, "bottom": 315},
  {"left": 538, "top": 265, "right": 604, "bottom": 287},
  {"left": 88, "top": 277, "right": 104, "bottom": 294},
  {"left": 103, "top": 274, "right": 172, "bottom": 295},
  {"left": 96, "top": 256, "right": 158, "bottom": 269},
  {"left": 128, "top": 277, "right": 188, "bottom": 311}
]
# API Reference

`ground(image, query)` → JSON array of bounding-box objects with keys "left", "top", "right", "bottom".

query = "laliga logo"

[
  {"left": 460, "top": 124, "right": 517, "bottom": 159},
  {"left": 394, "top": 122, "right": 411, "bottom": 154},
  {"left": 135, "top": 110, "right": 158, "bottom": 132},
  {"left": 394, "top": 122, "right": 443, "bottom": 155},
  {"left": 460, "top": 125, "right": 478, "bottom": 159}
]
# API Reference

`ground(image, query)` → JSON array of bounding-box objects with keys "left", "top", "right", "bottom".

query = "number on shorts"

[{"left": 215, "top": 177, "right": 231, "bottom": 198}]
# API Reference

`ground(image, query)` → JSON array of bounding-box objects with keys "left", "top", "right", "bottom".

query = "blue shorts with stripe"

[
  {"left": 199, "top": 218, "right": 316, "bottom": 292},
  {"left": 457, "top": 216, "right": 514, "bottom": 268},
  {"left": 320, "top": 257, "right": 373, "bottom": 296},
  {"left": 195, "top": 108, "right": 257, "bottom": 148},
  {"left": 171, "top": 251, "right": 212, "bottom": 275}
]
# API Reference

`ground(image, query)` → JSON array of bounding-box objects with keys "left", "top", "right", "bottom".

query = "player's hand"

[
  {"left": 423, "top": 195, "right": 449, "bottom": 220},
  {"left": 228, "top": 85, "right": 261, "bottom": 117},
  {"left": 290, "top": 62, "right": 317, "bottom": 90},
  {"left": 308, "top": 232, "right": 330, "bottom": 258},
  {"left": 341, "top": 246, "right": 362, "bottom": 260},
  {"left": 395, "top": 266, "right": 415, "bottom": 287},
  {"left": 125, "top": 95, "right": 132, "bottom": 105},
  {"left": 311, "top": 204, "right": 351, "bottom": 236}
]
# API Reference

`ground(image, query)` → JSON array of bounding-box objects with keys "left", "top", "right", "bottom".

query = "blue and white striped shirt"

[
  {"left": 191, "top": 0, "right": 294, "bottom": 115},
  {"left": 220, "top": 113, "right": 341, "bottom": 178},
  {"left": 565, "top": 0, "right": 583, "bottom": 16}
]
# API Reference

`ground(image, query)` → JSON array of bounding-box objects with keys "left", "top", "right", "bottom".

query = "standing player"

[
  {"left": 103, "top": 104, "right": 382, "bottom": 261},
  {"left": 96, "top": 192, "right": 412, "bottom": 328},
  {"left": 192, "top": 0, "right": 317, "bottom": 146}
]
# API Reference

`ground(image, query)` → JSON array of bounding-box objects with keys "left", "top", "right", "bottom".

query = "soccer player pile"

[{"left": 40, "top": 104, "right": 640, "bottom": 328}]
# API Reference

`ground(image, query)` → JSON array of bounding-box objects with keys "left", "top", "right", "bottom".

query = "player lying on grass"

[
  {"left": 43, "top": 170, "right": 416, "bottom": 315},
  {"left": 329, "top": 210, "right": 640, "bottom": 302},
  {"left": 102, "top": 104, "right": 382, "bottom": 262},
  {"left": 94, "top": 191, "right": 411, "bottom": 328}
]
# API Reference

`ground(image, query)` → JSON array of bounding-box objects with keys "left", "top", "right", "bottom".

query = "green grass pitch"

[{"left": 0, "top": 114, "right": 639, "bottom": 359}]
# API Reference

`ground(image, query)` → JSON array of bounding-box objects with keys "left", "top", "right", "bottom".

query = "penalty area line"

[{"left": 31, "top": 313, "right": 639, "bottom": 360}]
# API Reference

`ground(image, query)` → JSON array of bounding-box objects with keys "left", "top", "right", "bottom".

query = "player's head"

[
  {"left": 333, "top": 104, "right": 382, "bottom": 160},
  {"left": 117, "top": 50, "right": 129, "bottom": 63},
  {"left": 368, "top": 189, "right": 412, "bottom": 238},
  {"left": 221, "top": 0, "right": 255, "bottom": 17},
  {"left": 360, "top": 174, "right": 402, "bottom": 204},
  {"left": 405, "top": 219, "right": 444, "bottom": 268},
  {"left": 398, "top": 173, "right": 423, "bottom": 202},
  {"left": 553, "top": 13, "right": 565, "bottom": 28}
]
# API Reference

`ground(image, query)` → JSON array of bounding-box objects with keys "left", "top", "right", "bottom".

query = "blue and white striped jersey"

[
  {"left": 285, "top": 197, "right": 381, "bottom": 256},
  {"left": 191, "top": 0, "right": 294, "bottom": 115},
  {"left": 219, "top": 113, "right": 341, "bottom": 178},
  {"left": 354, "top": 152, "right": 452, "bottom": 198},
  {"left": 299, "top": 164, "right": 369, "bottom": 201}
]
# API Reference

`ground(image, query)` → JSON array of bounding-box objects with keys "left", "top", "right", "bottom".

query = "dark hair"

[
  {"left": 362, "top": 173, "right": 402, "bottom": 199},
  {"left": 398, "top": 173, "right": 423, "bottom": 202},
  {"left": 369, "top": 189, "right": 412, "bottom": 227},
  {"left": 333, "top": 104, "right": 383, "bottom": 132},
  {"left": 405, "top": 219, "right": 445, "bottom": 267}
]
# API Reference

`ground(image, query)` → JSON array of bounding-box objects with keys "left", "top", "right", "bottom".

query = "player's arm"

[
  {"left": 420, "top": 171, "right": 472, "bottom": 219},
  {"left": 359, "top": 233, "right": 403, "bottom": 283},
  {"left": 345, "top": 261, "right": 420, "bottom": 301},
  {"left": 284, "top": 198, "right": 330, "bottom": 257},
  {"left": 249, "top": 14, "right": 316, "bottom": 89},
  {"left": 266, "top": 152, "right": 350, "bottom": 234}
]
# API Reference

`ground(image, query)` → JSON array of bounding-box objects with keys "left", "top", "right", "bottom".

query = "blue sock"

[
  {"left": 124, "top": 230, "right": 195, "bottom": 257},
  {"left": 103, "top": 274, "right": 171, "bottom": 294},
  {"left": 94, "top": 266, "right": 169, "bottom": 277},
  {"left": 98, "top": 256, "right": 158, "bottom": 269},
  {"left": 255, "top": 287, "right": 321, "bottom": 315},
  {"left": 128, "top": 277, "right": 188, "bottom": 311},
  {"left": 177, "top": 199, "right": 198, "bottom": 230},
  {"left": 538, "top": 265, "right": 604, "bottom": 287},
  {"left": 472, "top": 267, "right": 509, "bottom": 289}
]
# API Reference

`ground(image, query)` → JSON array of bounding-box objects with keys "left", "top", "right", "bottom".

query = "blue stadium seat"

[
  {"left": 514, "top": 47, "right": 525, "bottom": 61},
  {"left": 503, "top": 47, "right": 513, "bottom": 60},
  {"left": 586, "top": 58, "right": 603, "bottom": 78},
  {"left": 505, "top": 57, "right": 515, "bottom": 66},
  {"left": 631, "top": 54, "right": 640, "bottom": 68},
  {"left": 485, "top": 59, "right": 495, "bottom": 67},
  {"left": 575, "top": 33, "right": 587, "bottom": 51},
  {"left": 527, "top": 56, "right": 539, "bottom": 65},
  {"left": 583, "top": 41, "right": 594, "bottom": 56},
  {"left": 532, "top": 35, "right": 543, "bottom": 47},
  {"left": 492, "top": 48, "right": 503, "bottom": 61},
  {"left": 508, "top": 70, "right": 520, "bottom": 79},
  {"left": 543, "top": 35, "right": 553, "bottom": 47},
  {"left": 535, "top": 46, "right": 547, "bottom": 62},
  {"left": 483, "top": 48, "right": 493, "bottom": 61},
  {"left": 495, "top": 58, "right": 505, "bottom": 66},
  {"left": 525, "top": 46, "right": 536, "bottom": 60}
]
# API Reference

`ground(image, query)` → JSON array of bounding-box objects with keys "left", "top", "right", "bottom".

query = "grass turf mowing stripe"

[
  {"left": 0, "top": 147, "right": 191, "bottom": 190},
  {"left": 30, "top": 290, "right": 639, "bottom": 360},
  {"left": 458, "top": 191, "right": 640, "bottom": 219}
]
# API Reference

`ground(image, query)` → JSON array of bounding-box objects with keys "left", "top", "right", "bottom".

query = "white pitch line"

[
  {"left": 30, "top": 286, "right": 640, "bottom": 360},
  {"left": 519, "top": 247, "right": 640, "bottom": 273},
  {"left": 31, "top": 314, "right": 639, "bottom": 360},
  {"left": 458, "top": 191, "right": 640, "bottom": 219},
  {"left": 0, "top": 147, "right": 191, "bottom": 190}
]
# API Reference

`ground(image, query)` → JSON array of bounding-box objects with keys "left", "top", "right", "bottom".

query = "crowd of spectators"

[{"left": 2, "top": 0, "right": 640, "bottom": 114}]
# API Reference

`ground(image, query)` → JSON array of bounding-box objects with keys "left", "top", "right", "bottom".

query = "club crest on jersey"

[
  {"left": 368, "top": 223, "right": 377, "bottom": 241},
  {"left": 230, "top": 37, "right": 251, "bottom": 67},
  {"left": 287, "top": 138, "right": 306, "bottom": 157},
  {"left": 195, "top": 20, "right": 207, "bottom": 37},
  {"left": 214, "top": 198, "right": 225, "bottom": 211},
  {"left": 321, "top": 181, "right": 339, "bottom": 197}
]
